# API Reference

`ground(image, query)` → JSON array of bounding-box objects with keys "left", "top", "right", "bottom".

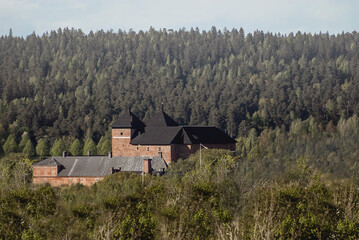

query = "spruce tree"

[
  {"left": 100, "top": 139, "right": 112, "bottom": 155},
  {"left": 70, "top": 138, "right": 83, "bottom": 156},
  {"left": 36, "top": 139, "right": 50, "bottom": 157},
  {"left": 22, "top": 139, "right": 35, "bottom": 157},
  {"left": 97, "top": 136, "right": 106, "bottom": 154},
  {"left": 50, "top": 139, "right": 66, "bottom": 156},
  {"left": 83, "top": 138, "right": 97, "bottom": 155},
  {"left": 18, "top": 132, "right": 30, "bottom": 152},
  {"left": 3, "top": 134, "right": 18, "bottom": 154}
]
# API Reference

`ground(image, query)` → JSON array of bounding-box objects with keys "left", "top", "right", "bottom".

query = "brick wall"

[
  {"left": 33, "top": 176, "right": 104, "bottom": 187},
  {"left": 112, "top": 128, "right": 235, "bottom": 164},
  {"left": 112, "top": 128, "right": 138, "bottom": 157},
  {"left": 33, "top": 166, "right": 58, "bottom": 176},
  {"left": 134, "top": 145, "right": 171, "bottom": 163},
  {"left": 112, "top": 128, "right": 172, "bottom": 163}
]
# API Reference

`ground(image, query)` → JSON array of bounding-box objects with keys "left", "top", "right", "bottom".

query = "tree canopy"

[{"left": 1, "top": 28, "right": 359, "bottom": 145}]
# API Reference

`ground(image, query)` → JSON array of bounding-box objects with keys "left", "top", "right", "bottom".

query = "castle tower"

[{"left": 112, "top": 110, "right": 145, "bottom": 157}]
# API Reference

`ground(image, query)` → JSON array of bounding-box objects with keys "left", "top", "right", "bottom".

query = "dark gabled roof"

[
  {"left": 130, "top": 126, "right": 236, "bottom": 145},
  {"left": 112, "top": 110, "right": 145, "bottom": 130},
  {"left": 33, "top": 156, "right": 167, "bottom": 177},
  {"left": 175, "top": 127, "right": 237, "bottom": 144},
  {"left": 112, "top": 110, "right": 236, "bottom": 145},
  {"left": 145, "top": 111, "right": 179, "bottom": 127},
  {"left": 33, "top": 157, "right": 63, "bottom": 166},
  {"left": 130, "top": 127, "right": 182, "bottom": 145}
]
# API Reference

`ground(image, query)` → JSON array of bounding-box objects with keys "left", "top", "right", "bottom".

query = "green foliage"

[
  {"left": 50, "top": 138, "right": 66, "bottom": 156},
  {"left": 96, "top": 136, "right": 106, "bottom": 154},
  {"left": 35, "top": 139, "right": 49, "bottom": 157},
  {"left": 70, "top": 138, "right": 83, "bottom": 156},
  {"left": 96, "top": 136, "right": 112, "bottom": 155},
  {"left": 0, "top": 154, "right": 33, "bottom": 192},
  {"left": 2, "top": 28, "right": 359, "bottom": 144},
  {"left": 18, "top": 132, "right": 30, "bottom": 152},
  {"left": 1, "top": 150, "right": 359, "bottom": 238},
  {"left": 22, "top": 139, "right": 35, "bottom": 157},
  {"left": 3, "top": 134, "right": 18, "bottom": 154},
  {"left": 83, "top": 138, "right": 97, "bottom": 155},
  {"left": 99, "top": 139, "right": 111, "bottom": 155}
]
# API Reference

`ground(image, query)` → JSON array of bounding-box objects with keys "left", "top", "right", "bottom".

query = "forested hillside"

[
  {"left": 1, "top": 27, "right": 359, "bottom": 147},
  {"left": 2, "top": 27, "right": 359, "bottom": 239}
]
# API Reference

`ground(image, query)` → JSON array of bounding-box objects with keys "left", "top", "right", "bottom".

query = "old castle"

[{"left": 33, "top": 110, "right": 236, "bottom": 186}]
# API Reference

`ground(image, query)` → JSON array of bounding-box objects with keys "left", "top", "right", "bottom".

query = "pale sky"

[{"left": 0, "top": 0, "right": 358, "bottom": 37}]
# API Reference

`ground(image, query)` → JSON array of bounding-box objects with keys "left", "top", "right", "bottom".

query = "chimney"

[
  {"left": 62, "top": 151, "right": 66, "bottom": 158},
  {"left": 87, "top": 150, "right": 90, "bottom": 156},
  {"left": 108, "top": 152, "right": 112, "bottom": 158},
  {"left": 143, "top": 157, "right": 152, "bottom": 174}
]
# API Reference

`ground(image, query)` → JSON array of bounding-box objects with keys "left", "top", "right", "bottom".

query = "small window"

[
  {"left": 69, "top": 178, "right": 72, "bottom": 182},
  {"left": 159, "top": 147, "right": 161, "bottom": 152},
  {"left": 120, "top": 132, "right": 123, "bottom": 135},
  {"left": 137, "top": 147, "right": 139, "bottom": 150},
  {"left": 80, "top": 178, "right": 83, "bottom": 182},
  {"left": 147, "top": 147, "right": 149, "bottom": 151}
]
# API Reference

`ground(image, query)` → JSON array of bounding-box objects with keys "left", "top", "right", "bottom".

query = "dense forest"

[
  {"left": 2, "top": 27, "right": 359, "bottom": 239},
  {"left": 1, "top": 27, "right": 359, "bottom": 149}
]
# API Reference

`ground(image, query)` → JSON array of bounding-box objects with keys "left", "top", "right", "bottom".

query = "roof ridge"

[
  {"left": 48, "top": 157, "right": 62, "bottom": 166},
  {"left": 145, "top": 110, "right": 179, "bottom": 127}
]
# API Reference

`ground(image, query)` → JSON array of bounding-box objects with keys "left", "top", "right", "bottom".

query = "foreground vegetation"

[{"left": 1, "top": 146, "right": 359, "bottom": 239}]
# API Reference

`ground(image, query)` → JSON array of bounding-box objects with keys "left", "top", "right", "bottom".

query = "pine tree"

[
  {"left": 70, "top": 138, "right": 83, "bottom": 156},
  {"left": 83, "top": 138, "right": 97, "bottom": 155},
  {"left": 100, "top": 139, "right": 112, "bottom": 155},
  {"left": 36, "top": 139, "right": 50, "bottom": 157},
  {"left": 50, "top": 139, "right": 66, "bottom": 156},
  {"left": 97, "top": 136, "right": 106, "bottom": 154},
  {"left": 19, "top": 132, "right": 30, "bottom": 151},
  {"left": 3, "top": 134, "right": 18, "bottom": 154},
  {"left": 22, "top": 139, "right": 36, "bottom": 157}
]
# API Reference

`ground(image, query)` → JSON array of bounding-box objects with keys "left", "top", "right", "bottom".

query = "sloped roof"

[
  {"left": 130, "top": 126, "right": 236, "bottom": 145},
  {"left": 33, "top": 156, "right": 167, "bottom": 176},
  {"left": 34, "top": 157, "right": 62, "bottom": 166},
  {"left": 178, "top": 127, "right": 237, "bottom": 144},
  {"left": 112, "top": 110, "right": 236, "bottom": 145},
  {"left": 130, "top": 127, "right": 182, "bottom": 145},
  {"left": 112, "top": 110, "right": 145, "bottom": 130},
  {"left": 145, "top": 111, "right": 179, "bottom": 127}
]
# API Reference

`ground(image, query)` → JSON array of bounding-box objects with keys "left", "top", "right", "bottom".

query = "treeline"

[
  {"left": 1, "top": 28, "right": 359, "bottom": 148},
  {"left": 1, "top": 131, "right": 111, "bottom": 157},
  {"left": 1, "top": 150, "right": 359, "bottom": 239}
]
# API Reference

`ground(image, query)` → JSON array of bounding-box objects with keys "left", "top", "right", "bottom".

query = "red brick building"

[
  {"left": 112, "top": 110, "right": 236, "bottom": 164},
  {"left": 33, "top": 110, "right": 236, "bottom": 186},
  {"left": 33, "top": 155, "right": 166, "bottom": 186}
]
